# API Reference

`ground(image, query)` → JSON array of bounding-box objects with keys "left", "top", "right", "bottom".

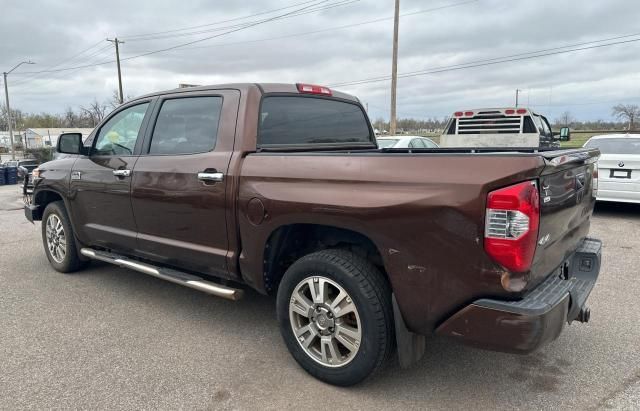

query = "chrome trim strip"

[{"left": 80, "top": 248, "right": 242, "bottom": 301}]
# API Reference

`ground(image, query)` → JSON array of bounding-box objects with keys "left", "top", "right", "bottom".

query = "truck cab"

[{"left": 440, "top": 108, "right": 560, "bottom": 148}]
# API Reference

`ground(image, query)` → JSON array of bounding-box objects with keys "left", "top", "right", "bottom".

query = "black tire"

[
  {"left": 41, "top": 201, "right": 87, "bottom": 273},
  {"left": 276, "top": 249, "right": 394, "bottom": 386}
]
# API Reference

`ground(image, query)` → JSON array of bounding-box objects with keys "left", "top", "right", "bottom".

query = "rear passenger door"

[{"left": 130, "top": 90, "right": 240, "bottom": 278}]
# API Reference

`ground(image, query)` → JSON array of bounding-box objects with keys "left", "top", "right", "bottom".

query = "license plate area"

[{"left": 610, "top": 169, "right": 631, "bottom": 179}]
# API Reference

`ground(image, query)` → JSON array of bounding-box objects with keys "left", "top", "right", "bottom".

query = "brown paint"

[{"left": 31, "top": 83, "right": 600, "bottom": 353}]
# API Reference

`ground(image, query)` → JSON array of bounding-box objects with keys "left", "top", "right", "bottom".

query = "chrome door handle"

[
  {"left": 197, "top": 172, "right": 224, "bottom": 182},
  {"left": 113, "top": 169, "right": 131, "bottom": 177}
]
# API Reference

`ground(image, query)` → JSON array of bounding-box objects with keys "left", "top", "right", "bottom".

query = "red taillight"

[
  {"left": 516, "top": 108, "right": 527, "bottom": 114},
  {"left": 454, "top": 111, "right": 464, "bottom": 117},
  {"left": 296, "top": 83, "right": 332, "bottom": 96},
  {"left": 464, "top": 111, "right": 474, "bottom": 116},
  {"left": 484, "top": 181, "right": 540, "bottom": 273},
  {"left": 505, "top": 109, "right": 515, "bottom": 115}
]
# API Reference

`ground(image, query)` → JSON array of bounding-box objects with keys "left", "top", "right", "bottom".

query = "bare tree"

[
  {"left": 63, "top": 107, "right": 78, "bottom": 127},
  {"left": 612, "top": 104, "right": 640, "bottom": 130},
  {"left": 108, "top": 89, "right": 133, "bottom": 110},
  {"left": 557, "top": 111, "right": 574, "bottom": 127},
  {"left": 80, "top": 99, "right": 108, "bottom": 127}
]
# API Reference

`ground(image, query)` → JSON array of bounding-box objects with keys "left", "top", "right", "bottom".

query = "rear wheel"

[
  {"left": 276, "top": 249, "right": 393, "bottom": 386},
  {"left": 41, "top": 201, "right": 86, "bottom": 273}
]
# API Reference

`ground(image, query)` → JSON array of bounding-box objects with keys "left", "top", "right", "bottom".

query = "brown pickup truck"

[{"left": 25, "top": 83, "right": 602, "bottom": 386}]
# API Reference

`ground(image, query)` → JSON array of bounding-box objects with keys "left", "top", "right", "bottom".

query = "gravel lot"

[{"left": 1, "top": 184, "right": 639, "bottom": 410}]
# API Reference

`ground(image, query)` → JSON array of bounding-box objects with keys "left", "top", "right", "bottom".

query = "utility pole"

[
  {"left": 107, "top": 38, "right": 125, "bottom": 104},
  {"left": 3, "top": 60, "right": 35, "bottom": 160},
  {"left": 515, "top": 89, "right": 521, "bottom": 107},
  {"left": 389, "top": 0, "right": 400, "bottom": 136}
]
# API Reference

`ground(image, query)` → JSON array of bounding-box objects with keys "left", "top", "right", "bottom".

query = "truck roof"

[{"left": 134, "top": 83, "right": 359, "bottom": 103}]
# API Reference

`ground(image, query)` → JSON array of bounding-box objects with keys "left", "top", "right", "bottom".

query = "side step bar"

[{"left": 80, "top": 248, "right": 243, "bottom": 301}]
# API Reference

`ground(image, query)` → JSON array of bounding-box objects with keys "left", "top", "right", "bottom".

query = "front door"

[
  {"left": 130, "top": 90, "right": 239, "bottom": 278},
  {"left": 69, "top": 101, "right": 153, "bottom": 252}
]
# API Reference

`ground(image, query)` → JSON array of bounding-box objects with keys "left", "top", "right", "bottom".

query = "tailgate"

[{"left": 528, "top": 148, "right": 600, "bottom": 287}]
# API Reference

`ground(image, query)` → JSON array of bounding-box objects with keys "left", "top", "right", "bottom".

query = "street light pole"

[
  {"left": 107, "top": 38, "right": 125, "bottom": 104},
  {"left": 3, "top": 60, "right": 35, "bottom": 160},
  {"left": 389, "top": 0, "right": 400, "bottom": 136}
]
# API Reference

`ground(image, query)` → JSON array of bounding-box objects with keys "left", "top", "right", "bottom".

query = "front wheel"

[
  {"left": 41, "top": 201, "right": 87, "bottom": 273},
  {"left": 276, "top": 249, "right": 394, "bottom": 386}
]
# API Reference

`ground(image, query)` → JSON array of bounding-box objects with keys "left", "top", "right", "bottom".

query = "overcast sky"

[{"left": 1, "top": 0, "right": 639, "bottom": 122}]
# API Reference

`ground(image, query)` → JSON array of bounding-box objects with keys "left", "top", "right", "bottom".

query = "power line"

[
  {"left": 11, "top": 43, "right": 114, "bottom": 87},
  {"left": 9, "top": 39, "right": 108, "bottom": 86},
  {"left": 10, "top": 0, "right": 474, "bottom": 81},
  {"left": 12, "top": 0, "right": 331, "bottom": 76},
  {"left": 121, "top": 0, "right": 359, "bottom": 43},
  {"left": 121, "top": 0, "right": 320, "bottom": 40},
  {"left": 529, "top": 96, "right": 640, "bottom": 107},
  {"left": 331, "top": 31, "right": 640, "bottom": 86},
  {"left": 126, "top": 0, "right": 477, "bottom": 53},
  {"left": 328, "top": 36, "right": 640, "bottom": 87}
]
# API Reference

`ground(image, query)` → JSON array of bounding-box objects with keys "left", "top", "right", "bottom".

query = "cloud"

[{"left": 1, "top": 0, "right": 639, "bottom": 121}]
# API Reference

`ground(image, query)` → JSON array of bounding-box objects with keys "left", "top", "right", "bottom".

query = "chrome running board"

[{"left": 80, "top": 248, "right": 243, "bottom": 301}]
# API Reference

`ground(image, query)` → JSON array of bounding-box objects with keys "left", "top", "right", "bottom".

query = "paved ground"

[{"left": 1, "top": 184, "right": 639, "bottom": 410}]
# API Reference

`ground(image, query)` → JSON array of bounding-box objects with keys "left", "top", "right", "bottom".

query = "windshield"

[
  {"left": 584, "top": 138, "right": 640, "bottom": 154},
  {"left": 377, "top": 139, "right": 399, "bottom": 148}
]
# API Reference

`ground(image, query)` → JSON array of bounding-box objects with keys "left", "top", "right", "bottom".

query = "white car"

[
  {"left": 377, "top": 136, "right": 439, "bottom": 149},
  {"left": 584, "top": 134, "right": 640, "bottom": 204}
]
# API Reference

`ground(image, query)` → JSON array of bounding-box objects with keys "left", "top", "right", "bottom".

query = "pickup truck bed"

[{"left": 25, "top": 83, "right": 602, "bottom": 386}]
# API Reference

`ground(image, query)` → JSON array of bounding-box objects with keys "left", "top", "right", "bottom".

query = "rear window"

[
  {"left": 258, "top": 96, "right": 372, "bottom": 146},
  {"left": 585, "top": 138, "right": 640, "bottom": 154}
]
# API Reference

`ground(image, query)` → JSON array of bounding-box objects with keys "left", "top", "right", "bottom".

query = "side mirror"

[
  {"left": 57, "top": 133, "right": 83, "bottom": 154},
  {"left": 559, "top": 127, "right": 571, "bottom": 141}
]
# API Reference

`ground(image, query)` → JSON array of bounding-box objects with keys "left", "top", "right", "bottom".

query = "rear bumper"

[
  {"left": 436, "top": 238, "right": 602, "bottom": 354},
  {"left": 597, "top": 188, "right": 640, "bottom": 204}
]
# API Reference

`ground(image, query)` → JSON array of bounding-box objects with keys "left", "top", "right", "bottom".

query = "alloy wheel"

[
  {"left": 289, "top": 276, "right": 362, "bottom": 367},
  {"left": 45, "top": 214, "right": 66, "bottom": 264}
]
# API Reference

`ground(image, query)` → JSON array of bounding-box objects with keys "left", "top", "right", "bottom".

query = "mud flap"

[{"left": 393, "top": 294, "right": 426, "bottom": 368}]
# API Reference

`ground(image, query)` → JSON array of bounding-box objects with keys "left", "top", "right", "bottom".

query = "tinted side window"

[
  {"left": 411, "top": 139, "right": 426, "bottom": 148},
  {"left": 422, "top": 138, "right": 437, "bottom": 148},
  {"left": 530, "top": 115, "right": 544, "bottom": 135},
  {"left": 259, "top": 96, "right": 371, "bottom": 146},
  {"left": 540, "top": 116, "right": 552, "bottom": 137},
  {"left": 445, "top": 119, "right": 456, "bottom": 135},
  {"left": 149, "top": 96, "right": 223, "bottom": 155},
  {"left": 94, "top": 103, "right": 149, "bottom": 156},
  {"left": 523, "top": 116, "right": 537, "bottom": 133}
]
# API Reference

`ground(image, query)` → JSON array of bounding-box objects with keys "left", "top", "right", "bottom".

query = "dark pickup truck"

[{"left": 25, "top": 83, "right": 602, "bottom": 386}]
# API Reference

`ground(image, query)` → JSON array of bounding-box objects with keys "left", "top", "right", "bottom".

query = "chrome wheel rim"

[
  {"left": 289, "top": 276, "right": 362, "bottom": 368},
  {"left": 45, "top": 214, "right": 66, "bottom": 264}
]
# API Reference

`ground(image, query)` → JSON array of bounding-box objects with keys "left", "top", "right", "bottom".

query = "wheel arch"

[
  {"left": 32, "top": 189, "right": 66, "bottom": 221},
  {"left": 262, "top": 223, "right": 389, "bottom": 295}
]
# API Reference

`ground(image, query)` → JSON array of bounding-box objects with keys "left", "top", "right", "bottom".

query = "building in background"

[
  {"left": 0, "top": 131, "right": 10, "bottom": 149},
  {"left": 24, "top": 128, "right": 94, "bottom": 149}
]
